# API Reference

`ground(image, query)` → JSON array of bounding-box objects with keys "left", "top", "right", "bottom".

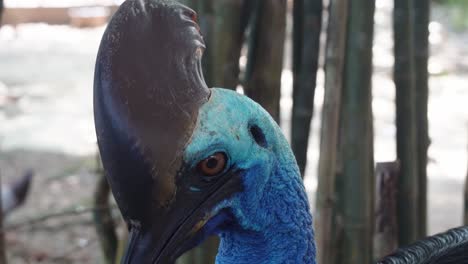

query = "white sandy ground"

[{"left": 0, "top": 0, "right": 467, "bottom": 262}]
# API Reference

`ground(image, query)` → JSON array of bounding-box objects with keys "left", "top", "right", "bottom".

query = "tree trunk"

[
  {"left": 244, "top": 0, "right": 287, "bottom": 123},
  {"left": 412, "top": 0, "right": 430, "bottom": 239},
  {"left": 93, "top": 156, "right": 118, "bottom": 264},
  {"left": 315, "top": 0, "right": 348, "bottom": 263},
  {"left": 290, "top": 0, "right": 323, "bottom": 176},
  {"left": 335, "top": 0, "right": 376, "bottom": 262},
  {"left": 394, "top": 0, "right": 420, "bottom": 246},
  {"left": 374, "top": 162, "right": 399, "bottom": 260}
]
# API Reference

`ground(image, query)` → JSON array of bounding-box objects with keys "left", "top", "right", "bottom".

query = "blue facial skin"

[{"left": 184, "top": 89, "right": 316, "bottom": 264}]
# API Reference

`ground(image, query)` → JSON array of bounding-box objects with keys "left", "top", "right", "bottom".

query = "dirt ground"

[{"left": 0, "top": 1, "right": 467, "bottom": 263}]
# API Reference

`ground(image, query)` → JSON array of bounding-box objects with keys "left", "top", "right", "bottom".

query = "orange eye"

[{"left": 197, "top": 152, "right": 227, "bottom": 176}]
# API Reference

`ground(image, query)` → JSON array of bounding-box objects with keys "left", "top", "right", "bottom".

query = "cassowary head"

[{"left": 94, "top": 0, "right": 314, "bottom": 263}]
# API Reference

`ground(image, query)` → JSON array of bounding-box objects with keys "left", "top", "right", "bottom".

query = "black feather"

[{"left": 378, "top": 226, "right": 468, "bottom": 264}]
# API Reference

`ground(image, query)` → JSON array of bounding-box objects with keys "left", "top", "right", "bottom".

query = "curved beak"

[{"left": 120, "top": 168, "right": 241, "bottom": 264}]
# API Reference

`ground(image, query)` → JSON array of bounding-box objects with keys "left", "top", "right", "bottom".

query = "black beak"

[
  {"left": 120, "top": 167, "right": 241, "bottom": 264},
  {"left": 94, "top": 1, "right": 241, "bottom": 263}
]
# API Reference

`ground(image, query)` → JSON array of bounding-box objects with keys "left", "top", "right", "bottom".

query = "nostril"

[{"left": 249, "top": 124, "right": 267, "bottom": 148}]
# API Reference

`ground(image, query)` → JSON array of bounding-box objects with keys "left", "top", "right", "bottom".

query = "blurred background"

[{"left": 0, "top": 0, "right": 467, "bottom": 263}]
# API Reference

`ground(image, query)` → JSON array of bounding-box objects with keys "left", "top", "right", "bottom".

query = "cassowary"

[{"left": 93, "top": 0, "right": 468, "bottom": 263}]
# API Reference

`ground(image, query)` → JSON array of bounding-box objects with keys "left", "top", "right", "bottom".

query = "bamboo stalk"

[
  {"left": 195, "top": 236, "right": 218, "bottom": 263},
  {"left": 291, "top": 0, "right": 323, "bottom": 176},
  {"left": 177, "top": 236, "right": 218, "bottom": 264},
  {"left": 176, "top": 253, "right": 193, "bottom": 264},
  {"left": 464, "top": 128, "right": 468, "bottom": 226},
  {"left": 243, "top": 0, "right": 260, "bottom": 85},
  {"left": 394, "top": 0, "right": 420, "bottom": 246},
  {"left": 315, "top": 0, "right": 348, "bottom": 263},
  {"left": 211, "top": 0, "right": 245, "bottom": 89},
  {"left": 412, "top": 0, "right": 430, "bottom": 239},
  {"left": 179, "top": 0, "right": 215, "bottom": 86},
  {"left": 335, "top": 0, "right": 376, "bottom": 262},
  {"left": 465, "top": 178, "right": 468, "bottom": 226},
  {"left": 0, "top": 0, "right": 3, "bottom": 24},
  {"left": 182, "top": 0, "right": 251, "bottom": 90},
  {"left": 115, "top": 230, "right": 128, "bottom": 264},
  {"left": 94, "top": 155, "right": 118, "bottom": 264},
  {"left": 0, "top": 170, "right": 7, "bottom": 264},
  {"left": 244, "top": 0, "right": 287, "bottom": 123},
  {"left": 195, "top": 0, "right": 215, "bottom": 87},
  {"left": 374, "top": 162, "right": 399, "bottom": 260},
  {"left": 292, "top": 0, "right": 303, "bottom": 91}
]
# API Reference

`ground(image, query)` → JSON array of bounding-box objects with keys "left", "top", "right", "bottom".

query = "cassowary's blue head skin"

[
  {"left": 94, "top": 0, "right": 316, "bottom": 263},
  {"left": 185, "top": 89, "right": 316, "bottom": 263}
]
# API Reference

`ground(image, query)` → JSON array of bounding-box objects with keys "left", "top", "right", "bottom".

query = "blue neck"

[{"left": 214, "top": 154, "right": 316, "bottom": 264}]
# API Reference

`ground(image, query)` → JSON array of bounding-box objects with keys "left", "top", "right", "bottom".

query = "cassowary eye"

[{"left": 197, "top": 152, "right": 227, "bottom": 176}]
